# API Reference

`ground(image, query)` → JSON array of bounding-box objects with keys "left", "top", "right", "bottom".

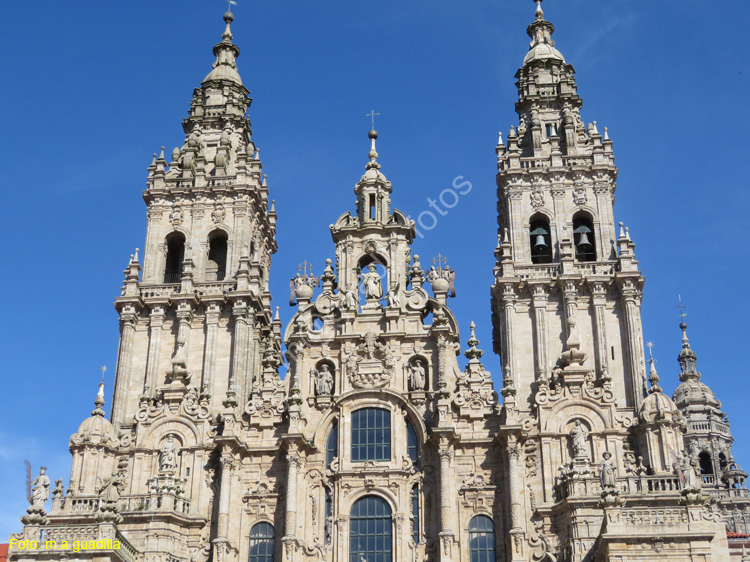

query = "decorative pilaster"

[
  {"left": 213, "top": 454, "right": 237, "bottom": 561},
  {"left": 529, "top": 283, "right": 549, "bottom": 382},
  {"left": 144, "top": 304, "right": 166, "bottom": 393},
  {"left": 619, "top": 278, "right": 646, "bottom": 406},
  {"left": 283, "top": 447, "right": 303, "bottom": 562},
  {"left": 437, "top": 438, "right": 455, "bottom": 562},
  {"left": 112, "top": 309, "right": 137, "bottom": 426},
  {"left": 201, "top": 302, "right": 221, "bottom": 392},
  {"left": 230, "top": 299, "right": 250, "bottom": 393},
  {"left": 590, "top": 281, "right": 611, "bottom": 381}
]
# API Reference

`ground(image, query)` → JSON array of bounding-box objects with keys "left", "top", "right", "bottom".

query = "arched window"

[
  {"left": 573, "top": 215, "right": 596, "bottom": 262},
  {"left": 351, "top": 408, "right": 391, "bottom": 462},
  {"left": 406, "top": 420, "right": 418, "bottom": 468},
  {"left": 529, "top": 218, "right": 552, "bottom": 264},
  {"left": 249, "top": 522, "right": 275, "bottom": 562},
  {"left": 350, "top": 496, "right": 392, "bottom": 562},
  {"left": 699, "top": 452, "right": 713, "bottom": 475},
  {"left": 469, "top": 515, "right": 496, "bottom": 562},
  {"left": 164, "top": 232, "right": 185, "bottom": 283},
  {"left": 411, "top": 485, "right": 420, "bottom": 544},
  {"left": 207, "top": 231, "right": 228, "bottom": 281},
  {"left": 326, "top": 423, "right": 338, "bottom": 469}
]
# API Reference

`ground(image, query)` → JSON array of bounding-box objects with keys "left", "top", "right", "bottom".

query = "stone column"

[
  {"left": 437, "top": 443, "right": 454, "bottom": 562},
  {"left": 285, "top": 449, "right": 301, "bottom": 537},
  {"left": 620, "top": 279, "right": 646, "bottom": 407},
  {"left": 283, "top": 447, "right": 302, "bottom": 562},
  {"left": 201, "top": 302, "right": 221, "bottom": 392},
  {"left": 507, "top": 438, "right": 525, "bottom": 562},
  {"left": 213, "top": 454, "right": 235, "bottom": 561},
  {"left": 530, "top": 283, "right": 549, "bottom": 381},
  {"left": 590, "top": 282, "right": 610, "bottom": 380},
  {"left": 112, "top": 309, "right": 137, "bottom": 426},
  {"left": 500, "top": 283, "right": 518, "bottom": 395},
  {"left": 230, "top": 299, "right": 249, "bottom": 393},
  {"left": 144, "top": 304, "right": 166, "bottom": 393}
]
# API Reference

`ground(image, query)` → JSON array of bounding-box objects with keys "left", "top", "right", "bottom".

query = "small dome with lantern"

[{"left": 70, "top": 382, "right": 119, "bottom": 449}]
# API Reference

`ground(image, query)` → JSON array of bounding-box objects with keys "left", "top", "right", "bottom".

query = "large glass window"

[
  {"left": 327, "top": 423, "right": 338, "bottom": 469},
  {"left": 469, "top": 515, "right": 496, "bottom": 562},
  {"left": 406, "top": 421, "right": 418, "bottom": 468},
  {"left": 249, "top": 522, "right": 275, "bottom": 562},
  {"left": 350, "top": 496, "right": 392, "bottom": 562},
  {"left": 351, "top": 408, "right": 391, "bottom": 462}
]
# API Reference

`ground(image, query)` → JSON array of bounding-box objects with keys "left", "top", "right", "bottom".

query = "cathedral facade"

[{"left": 9, "top": 3, "right": 750, "bottom": 562}]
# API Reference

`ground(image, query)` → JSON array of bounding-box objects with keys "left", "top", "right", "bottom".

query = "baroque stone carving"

[{"left": 345, "top": 333, "right": 395, "bottom": 388}]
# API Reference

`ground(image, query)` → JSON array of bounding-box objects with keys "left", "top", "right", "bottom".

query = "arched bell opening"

[
  {"left": 573, "top": 212, "right": 596, "bottom": 262},
  {"left": 529, "top": 215, "right": 553, "bottom": 264},
  {"left": 164, "top": 232, "right": 186, "bottom": 283},
  {"left": 207, "top": 230, "right": 228, "bottom": 281},
  {"left": 699, "top": 451, "right": 713, "bottom": 475}
]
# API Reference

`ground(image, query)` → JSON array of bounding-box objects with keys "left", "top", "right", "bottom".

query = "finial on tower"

[
  {"left": 535, "top": 0, "right": 544, "bottom": 20},
  {"left": 366, "top": 129, "right": 380, "bottom": 169},
  {"left": 93, "top": 366, "right": 107, "bottom": 415},
  {"left": 223, "top": 0, "right": 237, "bottom": 42},
  {"left": 646, "top": 342, "right": 661, "bottom": 393}
]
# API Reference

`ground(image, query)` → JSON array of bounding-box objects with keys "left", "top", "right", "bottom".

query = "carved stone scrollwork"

[{"left": 345, "top": 333, "right": 395, "bottom": 389}]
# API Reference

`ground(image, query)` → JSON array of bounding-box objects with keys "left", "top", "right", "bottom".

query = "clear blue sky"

[{"left": 1, "top": 0, "right": 748, "bottom": 538}]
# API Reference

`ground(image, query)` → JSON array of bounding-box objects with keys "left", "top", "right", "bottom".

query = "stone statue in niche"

[
  {"left": 160, "top": 434, "right": 179, "bottom": 472},
  {"left": 362, "top": 264, "right": 383, "bottom": 301},
  {"left": 31, "top": 467, "right": 51, "bottom": 507},
  {"left": 409, "top": 360, "right": 426, "bottom": 391},
  {"left": 314, "top": 364, "right": 334, "bottom": 396},
  {"left": 599, "top": 451, "right": 616, "bottom": 491},
  {"left": 570, "top": 419, "right": 589, "bottom": 459}
]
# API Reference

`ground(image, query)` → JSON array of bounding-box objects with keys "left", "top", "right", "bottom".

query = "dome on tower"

[
  {"left": 672, "top": 379, "right": 721, "bottom": 410},
  {"left": 523, "top": 42, "right": 565, "bottom": 65},
  {"left": 70, "top": 383, "right": 118, "bottom": 449},
  {"left": 638, "top": 390, "right": 681, "bottom": 424}
]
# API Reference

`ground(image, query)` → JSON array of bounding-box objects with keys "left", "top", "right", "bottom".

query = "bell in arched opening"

[
  {"left": 573, "top": 216, "right": 596, "bottom": 262},
  {"left": 529, "top": 219, "right": 552, "bottom": 264}
]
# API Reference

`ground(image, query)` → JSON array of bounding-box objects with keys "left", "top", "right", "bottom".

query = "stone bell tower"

[
  {"left": 9, "top": 10, "right": 282, "bottom": 562},
  {"left": 490, "top": 2, "right": 730, "bottom": 561}
]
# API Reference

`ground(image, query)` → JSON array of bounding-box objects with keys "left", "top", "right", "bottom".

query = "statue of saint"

[
  {"left": 388, "top": 280, "right": 401, "bottom": 307},
  {"left": 30, "top": 467, "right": 51, "bottom": 507},
  {"left": 680, "top": 453, "right": 700, "bottom": 490},
  {"left": 342, "top": 285, "right": 358, "bottom": 310},
  {"left": 362, "top": 264, "right": 382, "bottom": 301},
  {"left": 98, "top": 472, "right": 123, "bottom": 504},
  {"left": 160, "top": 434, "right": 179, "bottom": 472},
  {"left": 409, "top": 360, "right": 426, "bottom": 391},
  {"left": 570, "top": 419, "right": 589, "bottom": 459},
  {"left": 599, "top": 452, "right": 617, "bottom": 491},
  {"left": 315, "top": 364, "right": 334, "bottom": 396}
]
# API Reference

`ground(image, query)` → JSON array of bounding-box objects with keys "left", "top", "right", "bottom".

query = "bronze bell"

[
  {"left": 534, "top": 234, "right": 548, "bottom": 252},
  {"left": 577, "top": 231, "right": 592, "bottom": 249}
]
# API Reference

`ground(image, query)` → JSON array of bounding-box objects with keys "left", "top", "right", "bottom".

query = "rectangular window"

[{"left": 351, "top": 408, "right": 391, "bottom": 462}]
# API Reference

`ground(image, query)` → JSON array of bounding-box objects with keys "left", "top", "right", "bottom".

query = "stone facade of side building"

[{"left": 8, "top": 3, "right": 750, "bottom": 562}]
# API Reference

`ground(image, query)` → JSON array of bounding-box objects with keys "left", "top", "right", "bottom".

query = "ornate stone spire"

[
  {"left": 204, "top": 9, "right": 243, "bottom": 85},
  {"left": 524, "top": 0, "right": 565, "bottom": 66},
  {"left": 677, "top": 321, "right": 700, "bottom": 382},
  {"left": 646, "top": 343, "right": 662, "bottom": 394},
  {"left": 93, "top": 380, "right": 106, "bottom": 416}
]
